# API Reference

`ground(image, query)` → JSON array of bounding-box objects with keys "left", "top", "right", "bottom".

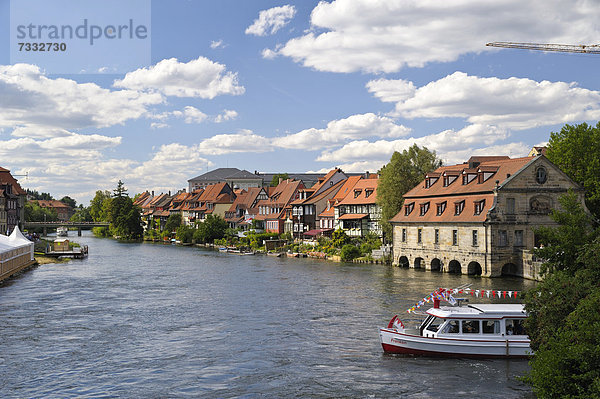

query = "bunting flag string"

[{"left": 406, "top": 287, "right": 522, "bottom": 313}]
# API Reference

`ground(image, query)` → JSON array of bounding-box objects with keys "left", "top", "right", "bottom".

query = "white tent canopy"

[{"left": 0, "top": 226, "right": 34, "bottom": 261}]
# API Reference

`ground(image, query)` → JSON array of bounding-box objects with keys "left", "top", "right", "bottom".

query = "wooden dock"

[{"left": 44, "top": 245, "right": 89, "bottom": 259}]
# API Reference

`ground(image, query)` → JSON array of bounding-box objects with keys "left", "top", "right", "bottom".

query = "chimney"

[
  {"left": 279, "top": 177, "right": 283, "bottom": 185},
  {"left": 169, "top": 190, "right": 171, "bottom": 196},
  {"left": 152, "top": 190, "right": 154, "bottom": 196},
  {"left": 365, "top": 171, "right": 370, "bottom": 179}
]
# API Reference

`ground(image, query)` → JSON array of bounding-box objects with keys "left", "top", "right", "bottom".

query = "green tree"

[
  {"left": 70, "top": 206, "right": 92, "bottom": 222},
  {"left": 546, "top": 121, "right": 600, "bottom": 218},
  {"left": 113, "top": 180, "right": 128, "bottom": 198},
  {"left": 523, "top": 192, "right": 600, "bottom": 397},
  {"left": 377, "top": 144, "right": 442, "bottom": 238},
  {"left": 164, "top": 213, "right": 182, "bottom": 233},
  {"left": 193, "top": 215, "right": 228, "bottom": 244},
  {"left": 89, "top": 190, "right": 111, "bottom": 221},
  {"left": 270, "top": 173, "right": 289, "bottom": 186},
  {"left": 60, "top": 195, "right": 77, "bottom": 208},
  {"left": 25, "top": 201, "right": 58, "bottom": 222},
  {"left": 532, "top": 190, "right": 595, "bottom": 275},
  {"left": 26, "top": 189, "right": 54, "bottom": 200},
  {"left": 97, "top": 181, "right": 143, "bottom": 240},
  {"left": 340, "top": 244, "right": 361, "bottom": 261},
  {"left": 525, "top": 267, "right": 600, "bottom": 398},
  {"left": 176, "top": 225, "right": 194, "bottom": 243},
  {"left": 331, "top": 228, "right": 350, "bottom": 248}
]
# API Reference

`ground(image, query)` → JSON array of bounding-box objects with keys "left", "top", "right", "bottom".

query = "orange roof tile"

[
  {"left": 337, "top": 178, "right": 378, "bottom": 205},
  {"left": 405, "top": 157, "right": 533, "bottom": 198}
]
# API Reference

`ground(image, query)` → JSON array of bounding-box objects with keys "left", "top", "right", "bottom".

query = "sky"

[{"left": 1, "top": 0, "right": 600, "bottom": 206}]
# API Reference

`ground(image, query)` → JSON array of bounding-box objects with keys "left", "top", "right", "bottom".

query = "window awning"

[
  {"left": 303, "top": 229, "right": 333, "bottom": 236},
  {"left": 338, "top": 213, "right": 368, "bottom": 220}
]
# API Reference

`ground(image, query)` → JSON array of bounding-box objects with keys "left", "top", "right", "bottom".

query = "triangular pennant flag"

[
  {"left": 486, "top": 290, "right": 491, "bottom": 298},
  {"left": 514, "top": 291, "right": 518, "bottom": 299},
  {"left": 508, "top": 291, "right": 512, "bottom": 298}
]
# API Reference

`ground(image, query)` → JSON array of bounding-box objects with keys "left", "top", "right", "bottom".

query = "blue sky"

[{"left": 1, "top": 0, "right": 600, "bottom": 205}]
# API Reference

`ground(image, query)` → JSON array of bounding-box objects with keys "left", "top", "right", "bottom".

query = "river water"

[{"left": 0, "top": 232, "right": 536, "bottom": 398}]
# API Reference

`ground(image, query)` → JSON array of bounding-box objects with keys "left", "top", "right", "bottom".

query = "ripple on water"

[{"left": 0, "top": 233, "right": 535, "bottom": 398}]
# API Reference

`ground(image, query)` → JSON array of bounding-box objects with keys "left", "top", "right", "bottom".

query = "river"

[{"left": 0, "top": 232, "right": 536, "bottom": 398}]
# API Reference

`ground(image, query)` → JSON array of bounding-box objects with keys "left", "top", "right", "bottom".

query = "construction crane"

[{"left": 486, "top": 42, "right": 600, "bottom": 54}]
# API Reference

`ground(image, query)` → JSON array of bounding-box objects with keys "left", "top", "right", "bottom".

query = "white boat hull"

[{"left": 379, "top": 327, "right": 531, "bottom": 358}]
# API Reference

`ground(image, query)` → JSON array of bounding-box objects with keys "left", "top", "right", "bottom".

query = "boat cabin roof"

[{"left": 427, "top": 304, "right": 526, "bottom": 319}]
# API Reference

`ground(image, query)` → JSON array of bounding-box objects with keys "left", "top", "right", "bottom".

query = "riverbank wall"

[{"left": 0, "top": 259, "right": 37, "bottom": 283}]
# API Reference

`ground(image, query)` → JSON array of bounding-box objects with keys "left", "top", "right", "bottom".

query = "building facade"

[
  {"left": 0, "top": 167, "right": 26, "bottom": 234},
  {"left": 334, "top": 177, "right": 381, "bottom": 237},
  {"left": 390, "top": 155, "right": 585, "bottom": 279}
]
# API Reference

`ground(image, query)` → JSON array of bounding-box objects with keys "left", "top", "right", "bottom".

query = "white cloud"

[
  {"left": 173, "top": 106, "right": 208, "bottom": 124},
  {"left": 316, "top": 124, "right": 510, "bottom": 162},
  {"left": 246, "top": 5, "right": 297, "bottom": 36},
  {"left": 273, "top": 113, "right": 410, "bottom": 149},
  {"left": 261, "top": 48, "right": 278, "bottom": 60},
  {"left": 210, "top": 39, "right": 226, "bottom": 49},
  {"left": 275, "top": 0, "right": 600, "bottom": 73},
  {"left": 128, "top": 143, "right": 213, "bottom": 191},
  {"left": 197, "top": 129, "right": 273, "bottom": 155},
  {"left": 368, "top": 72, "right": 600, "bottom": 130},
  {"left": 0, "top": 63, "right": 163, "bottom": 133},
  {"left": 214, "top": 109, "right": 238, "bottom": 123},
  {"left": 113, "top": 56, "right": 245, "bottom": 99},
  {"left": 150, "top": 122, "right": 169, "bottom": 129}
]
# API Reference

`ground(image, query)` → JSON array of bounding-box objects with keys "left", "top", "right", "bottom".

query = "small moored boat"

[
  {"left": 57, "top": 226, "right": 68, "bottom": 237},
  {"left": 379, "top": 288, "right": 531, "bottom": 358}
]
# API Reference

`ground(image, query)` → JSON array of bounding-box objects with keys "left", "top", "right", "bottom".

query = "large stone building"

[
  {"left": 390, "top": 154, "right": 585, "bottom": 279},
  {"left": 188, "top": 168, "right": 263, "bottom": 192}
]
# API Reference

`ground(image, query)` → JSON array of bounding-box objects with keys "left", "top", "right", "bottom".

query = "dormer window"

[
  {"left": 462, "top": 172, "right": 477, "bottom": 185},
  {"left": 365, "top": 189, "right": 373, "bottom": 198},
  {"left": 404, "top": 202, "right": 415, "bottom": 216},
  {"left": 354, "top": 189, "right": 362, "bottom": 198},
  {"left": 443, "top": 173, "right": 458, "bottom": 187},
  {"left": 474, "top": 199, "right": 486, "bottom": 215},
  {"left": 454, "top": 200, "right": 465, "bottom": 215},
  {"left": 425, "top": 176, "right": 439, "bottom": 188},
  {"left": 477, "top": 168, "right": 496, "bottom": 183},
  {"left": 419, "top": 202, "right": 430, "bottom": 216},
  {"left": 436, "top": 201, "right": 447, "bottom": 216}
]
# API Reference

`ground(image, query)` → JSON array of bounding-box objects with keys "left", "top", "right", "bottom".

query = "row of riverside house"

[{"left": 134, "top": 168, "right": 383, "bottom": 240}]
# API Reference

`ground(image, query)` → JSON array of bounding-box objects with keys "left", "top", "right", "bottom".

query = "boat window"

[
  {"left": 505, "top": 319, "right": 527, "bottom": 335},
  {"left": 441, "top": 320, "right": 460, "bottom": 334},
  {"left": 419, "top": 315, "right": 434, "bottom": 335},
  {"left": 462, "top": 320, "right": 480, "bottom": 334},
  {"left": 425, "top": 317, "right": 443, "bottom": 333},
  {"left": 482, "top": 320, "right": 500, "bottom": 334}
]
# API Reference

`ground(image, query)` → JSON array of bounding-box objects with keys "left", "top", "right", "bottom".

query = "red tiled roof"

[
  {"left": 405, "top": 157, "right": 533, "bottom": 198},
  {"left": 318, "top": 203, "right": 335, "bottom": 218},
  {"left": 306, "top": 168, "right": 344, "bottom": 196},
  {"left": 0, "top": 168, "right": 26, "bottom": 195},
  {"left": 30, "top": 200, "right": 71, "bottom": 209},
  {"left": 332, "top": 175, "right": 362, "bottom": 201},
  {"left": 337, "top": 178, "right": 378, "bottom": 205}
]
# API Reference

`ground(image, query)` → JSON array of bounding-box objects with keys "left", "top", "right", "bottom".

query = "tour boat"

[
  {"left": 379, "top": 289, "right": 531, "bottom": 358},
  {"left": 57, "top": 226, "right": 68, "bottom": 237}
]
